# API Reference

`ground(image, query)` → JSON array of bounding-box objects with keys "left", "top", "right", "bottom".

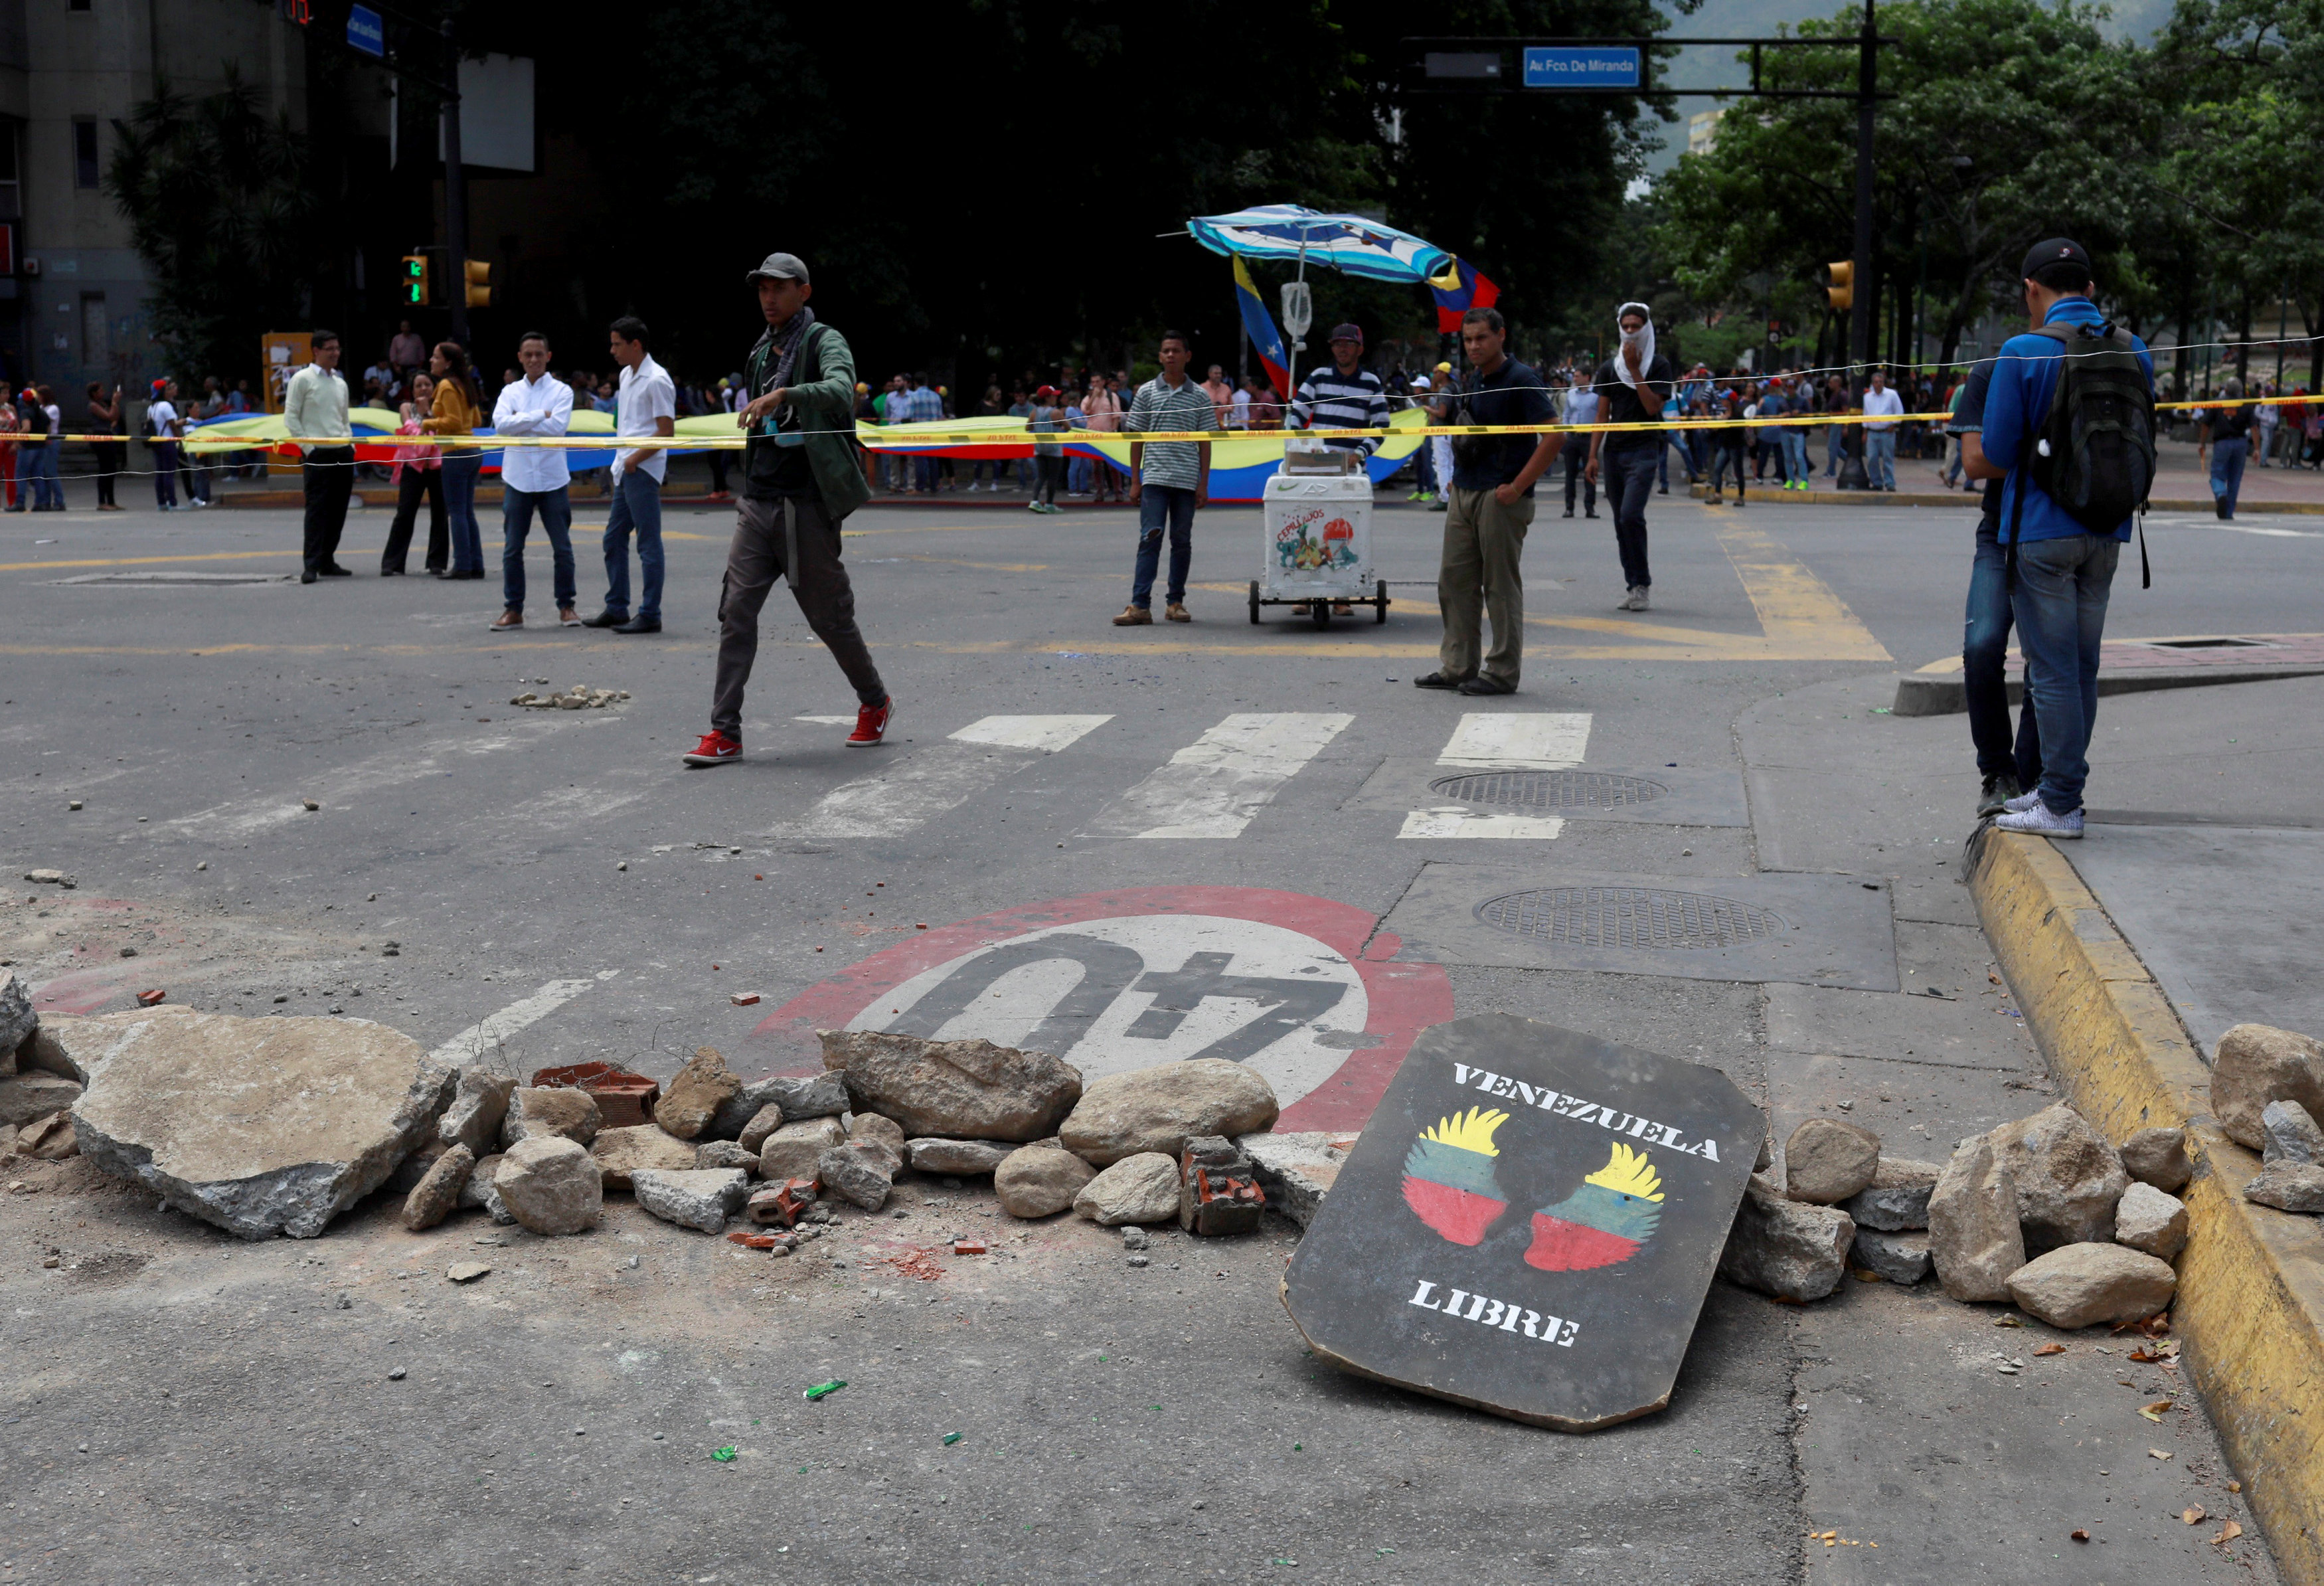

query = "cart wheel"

[
  {"left": 1248, "top": 580, "right": 1260, "bottom": 625},
  {"left": 1311, "top": 598, "right": 1331, "bottom": 630},
  {"left": 1374, "top": 579, "right": 1389, "bottom": 624}
]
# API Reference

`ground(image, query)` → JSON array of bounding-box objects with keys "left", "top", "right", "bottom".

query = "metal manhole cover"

[
  {"left": 1474, "top": 887, "right": 1784, "bottom": 950},
  {"left": 1428, "top": 769, "right": 1668, "bottom": 810}
]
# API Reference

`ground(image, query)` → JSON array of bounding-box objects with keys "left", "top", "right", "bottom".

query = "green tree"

[
  {"left": 104, "top": 68, "right": 317, "bottom": 385},
  {"left": 1655, "top": 0, "right": 2155, "bottom": 370}
]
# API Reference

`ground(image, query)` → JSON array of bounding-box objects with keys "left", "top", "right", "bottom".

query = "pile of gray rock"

[
  {"left": 509, "top": 684, "right": 628, "bottom": 711},
  {"left": 0, "top": 970, "right": 82, "bottom": 1163},
  {"left": 2214, "top": 1023, "right": 2324, "bottom": 1215}
]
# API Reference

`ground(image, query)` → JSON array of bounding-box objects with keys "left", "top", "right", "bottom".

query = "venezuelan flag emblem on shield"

[{"left": 1401, "top": 1106, "right": 1511, "bottom": 1246}]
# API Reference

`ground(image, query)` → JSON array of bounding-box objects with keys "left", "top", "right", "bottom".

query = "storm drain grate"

[
  {"left": 1474, "top": 886, "right": 1784, "bottom": 950},
  {"left": 1429, "top": 770, "right": 1668, "bottom": 810}
]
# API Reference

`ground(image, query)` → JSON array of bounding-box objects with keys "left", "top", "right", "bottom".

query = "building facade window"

[
  {"left": 80, "top": 294, "right": 108, "bottom": 369},
  {"left": 72, "top": 118, "right": 99, "bottom": 190}
]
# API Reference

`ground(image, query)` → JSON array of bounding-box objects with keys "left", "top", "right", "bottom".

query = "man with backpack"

[
  {"left": 1971, "top": 238, "right": 2154, "bottom": 841},
  {"left": 683, "top": 252, "right": 892, "bottom": 766},
  {"left": 1946, "top": 354, "right": 2042, "bottom": 818}
]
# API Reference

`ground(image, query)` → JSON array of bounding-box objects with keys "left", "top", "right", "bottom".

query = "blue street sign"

[
  {"left": 1522, "top": 47, "right": 1641, "bottom": 90},
  {"left": 346, "top": 4, "right": 385, "bottom": 58}
]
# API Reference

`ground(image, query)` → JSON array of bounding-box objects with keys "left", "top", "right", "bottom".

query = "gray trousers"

[
  {"left": 1438, "top": 485, "right": 1533, "bottom": 686},
  {"left": 712, "top": 493, "right": 886, "bottom": 736}
]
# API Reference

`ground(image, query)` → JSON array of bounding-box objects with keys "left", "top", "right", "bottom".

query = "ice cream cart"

[{"left": 1251, "top": 444, "right": 1389, "bottom": 627}]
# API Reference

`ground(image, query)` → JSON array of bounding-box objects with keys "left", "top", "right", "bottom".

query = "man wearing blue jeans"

[
  {"left": 488, "top": 332, "right": 580, "bottom": 631},
  {"left": 2201, "top": 379, "right": 2253, "bottom": 521},
  {"left": 1947, "top": 355, "right": 2042, "bottom": 818},
  {"left": 586, "top": 317, "right": 676, "bottom": 634},
  {"left": 1975, "top": 238, "right": 2152, "bottom": 840},
  {"left": 1584, "top": 302, "right": 1676, "bottom": 612},
  {"left": 1114, "top": 330, "right": 1216, "bottom": 626},
  {"left": 1861, "top": 368, "right": 1903, "bottom": 491}
]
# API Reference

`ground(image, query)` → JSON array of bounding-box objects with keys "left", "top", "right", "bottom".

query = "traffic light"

[
  {"left": 400, "top": 254, "right": 429, "bottom": 308},
  {"left": 464, "top": 260, "right": 492, "bottom": 309},
  {"left": 1825, "top": 260, "right": 1854, "bottom": 311}
]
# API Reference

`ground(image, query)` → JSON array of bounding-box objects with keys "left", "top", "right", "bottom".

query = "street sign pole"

[
  {"left": 441, "top": 17, "right": 469, "bottom": 349},
  {"left": 1850, "top": 0, "right": 1877, "bottom": 390}
]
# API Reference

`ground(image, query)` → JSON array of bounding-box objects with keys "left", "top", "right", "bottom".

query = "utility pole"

[
  {"left": 1850, "top": 0, "right": 1877, "bottom": 390},
  {"left": 441, "top": 18, "right": 470, "bottom": 349}
]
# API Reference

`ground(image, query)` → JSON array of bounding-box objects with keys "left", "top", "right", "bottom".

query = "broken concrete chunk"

[
  {"left": 2261, "top": 1099, "right": 2324, "bottom": 1168},
  {"left": 1060, "top": 1059, "right": 1281, "bottom": 1168},
  {"left": 494, "top": 1136, "right": 603, "bottom": 1236},
  {"left": 695, "top": 1140, "right": 758, "bottom": 1173},
  {"left": 817, "top": 1144, "right": 894, "bottom": 1211},
  {"left": 2118, "top": 1127, "right": 2193, "bottom": 1192},
  {"left": 1073, "top": 1152, "right": 1182, "bottom": 1226},
  {"left": 2244, "top": 1163, "right": 2324, "bottom": 1214},
  {"left": 1841, "top": 1156, "right": 1941, "bottom": 1231},
  {"left": 0, "top": 1073, "right": 82, "bottom": 1127},
  {"left": 1718, "top": 1181, "right": 1853, "bottom": 1301},
  {"left": 446, "top": 1261, "right": 491, "bottom": 1283},
  {"left": 402, "top": 1144, "right": 475, "bottom": 1231},
  {"left": 2005, "top": 1243, "right": 2177, "bottom": 1330},
  {"left": 1990, "top": 1102, "right": 2128, "bottom": 1251},
  {"left": 61, "top": 1008, "right": 454, "bottom": 1241},
  {"left": 654, "top": 1048, "right": 742, "bottom": 1141},
  {"left": 1178, "top": 1135, "right": 1266, "bottom": 1236},
  {"left": 630, "top": 1168, "right": 748, "bottom": 1233},
  {"left": 590, "top": 1124, "right": 699, "bottom": 1190},
  {"left": 848, "top": 1110, "right": 906, "bottom": 1152},
  {"left": 0, "top": 969, "right": 34, "bottom": 1055},
  {"left": 762, "top": 1073, "right": 850, "bottom": 1121},
  {"left": 759, "top": 1116, "right": 846, "bottom": 1182},
  {"left": 18, "top": 1111, "right": 77, "bottom": 1160},
  {"left": 23, "top": 868, "right": 73, "bottom": 888},
  {"left": 438, "top": 1067, "right": 517, "bottom": 1155},
  {"left": 1928, "top": 1135, "right": 2025, "bottom": 1303},
  {"left": 15, "top": 1023, "right": 81, "bottom": 1081},
  {"left": 735, "top": 1104, "right": 787, "bottom": 1155},
  {"left": 705, "top": 1077, "right": 789, "bottom": 1142},
  {"left": 1782, "top": 1117, "right": 1882, "bottom": 1205},
  {"left": 1235, "top": 1131, "right": 1345, "bottom": 1230},
  {"left": 2212, "top": 1023, "right": 2324, "bottom": 1152},
  {"left": 458, "top": 1152, "right": 517, "bottom": 1223},
  {"left": 904, "top": 1138, "right": 1013, "bottom": 1176},
  {"left": 384, "top": 1136, "right": 450, "bottom": 1195},
  {"left": 2113, "top": 1182, "right": 2189, "bottom": 1260},
  {"left": 499, "top": 1086, "right": 601, "bottom": 1150},
  {"left": 1851, "top": 1228, "right": 1931, "bottom": 1285},
  {"left": 994, "top": 1142, "right": 1096, "bottom": 1218},
  {"left": 819, "top": 1029, "right": 1082, "bottom": 1142}
]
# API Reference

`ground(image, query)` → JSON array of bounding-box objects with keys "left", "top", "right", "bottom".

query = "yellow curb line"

[{"left": 1971, "top": 829, "right": 2324, "bottom": 1585}]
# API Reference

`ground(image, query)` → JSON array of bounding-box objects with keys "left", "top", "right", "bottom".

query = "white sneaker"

[
  {"left": 1994, "top": 802, "right": 2084, "bottom": 839},
  {"left": 2002, "top": 789, "right": 2043, "bottom": 814},
  {"left": 1618, "top": 586, "right": 1650, "bottom": 612}
]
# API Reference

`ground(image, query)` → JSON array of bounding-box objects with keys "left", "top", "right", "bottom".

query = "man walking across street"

[
  {"left": 586, "top": 317, "right": 676, "bottom": 634},
  {"left": 1861, "top": 368, "right": 1904, "bottom": 491},
  {"left": 1558, "top": 371, "right": 1599, "bottom": 519},
  {"left": 489, "top": 333, "right": 580, "bottom": 631},
  {"left": 684, "top": 252, "right": 892, "bottom": 766},
  {"left": 1413, "top": 306, "right": 1556, "bottom": 697},
  {"left": 1974, "top": 238, "right": 2153, "bottom": 841},
  {"left": 1114, "top": 330, "right": 1216, "bottom": 626},
  {"left": 2200, "top": 379, "right": 2254, "bottom": 521},
  {"left": 284, "top": 329, "right": 354, "bottom": 582},
  {"left": 1584, "top": 302, "right": 1676, "bottom": 612},
  {"left": 1947, "top": 354, "right": 2042, "bottom": 818}
]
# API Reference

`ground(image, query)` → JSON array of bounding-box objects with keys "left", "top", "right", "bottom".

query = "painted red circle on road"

[{"left": 748, "top": 885, "right": 1452, "bottom": 1132}]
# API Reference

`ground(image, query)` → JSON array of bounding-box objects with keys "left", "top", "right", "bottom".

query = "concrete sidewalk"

[{"left": 1971, "top": 675, "right": 2324, "bottom": 1583}]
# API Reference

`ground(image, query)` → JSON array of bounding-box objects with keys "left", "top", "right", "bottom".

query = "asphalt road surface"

[{"left": 4, "top": 482, "right": 2313, "bottom": 1585}]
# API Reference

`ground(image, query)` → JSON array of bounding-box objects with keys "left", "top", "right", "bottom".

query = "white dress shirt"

[
  {"left": 491, "top": 372, "right": 573, "bottom": 493},
  {"left": 1862, "top": 386, "right": 1905, "bottom": 432},
  {"left": 282, "top": 362, "right": 350, "bottom": 456},
  {"left": 616, "top": 353, "right": 677, "bottom": 484}
]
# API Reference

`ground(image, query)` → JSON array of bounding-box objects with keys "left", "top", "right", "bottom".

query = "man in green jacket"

[{"left": 685, "top": 252, "right": 892, "bottom": 766}]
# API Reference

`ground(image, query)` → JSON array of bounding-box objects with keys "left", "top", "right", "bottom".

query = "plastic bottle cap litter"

[
  {"left": 804, "top": 1380, "right": 847, "bottom": 1401},
  {"left": 712, "top": 1447, "right": 738, "bottom": 1462}
]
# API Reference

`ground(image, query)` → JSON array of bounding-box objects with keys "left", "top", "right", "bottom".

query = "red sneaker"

[
  {"left": 846, "top": 697, "right": 894, "bottom": 747},
  {"left": 683, "top": 730, "right": 742, "bottom": 767}
]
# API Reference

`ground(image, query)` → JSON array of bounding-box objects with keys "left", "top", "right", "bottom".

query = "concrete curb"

[
  {"left": 1893, "top": 661, "right": 2324, "bottom": 716},
  {"left": 1971, "top": 829, "right": 2324, "bottom": 1583},
  {"left": 1685, "top": 480, "right": 2324, "bottom": 514}
]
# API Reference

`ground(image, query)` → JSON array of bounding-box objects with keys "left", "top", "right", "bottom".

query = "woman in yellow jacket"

[{"left": 422, "top": 341, "right": 488, "bottom": 578}]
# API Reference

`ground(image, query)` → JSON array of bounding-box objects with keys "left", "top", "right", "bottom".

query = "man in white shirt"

[
  {"left": 282, "top": 329, "right": 353, "bottom": 582},
  {"left": 489, "top": 331, "right": 579, "bottom": 630},
  {"left": 585, "top": 316, "right": 677, "bottom": 634},
  {"left": 1861, "top": 367, "right": 1906, "bottom": 491}
]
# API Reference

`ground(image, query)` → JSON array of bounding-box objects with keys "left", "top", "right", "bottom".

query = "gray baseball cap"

[{"left": 745, "top": 252, "right": 810, "bottom": 286}]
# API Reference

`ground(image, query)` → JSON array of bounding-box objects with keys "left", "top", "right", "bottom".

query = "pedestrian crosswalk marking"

[
  {"left": 791, "top": 713, "right": 1112, "bottom": 839},
  {"left": 1400, "top": 712, "right": 1593, "bottom": 839},
  {"left": 1437, "top": 712, "right": 1591, "bottom": 769},
  {"left": 950, "top": 715, "right": 1112, "bottom": 752},
  {"left": 1090, "top": 713, "right": 1355, "bottom": 839}
]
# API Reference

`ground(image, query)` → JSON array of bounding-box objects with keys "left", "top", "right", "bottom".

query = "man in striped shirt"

[
  {"left": 1116, "top": 330, "right": 1217, "bottom": 624},
  {"left": 1291, "top": 323, "right": 1391, "bottom": 460}
]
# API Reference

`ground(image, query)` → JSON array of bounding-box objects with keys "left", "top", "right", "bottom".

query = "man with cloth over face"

[
  {"left": 682, "top": 252, "right": 892, "bottom": 766},
  {"left": 1412, "top": 306, "right": 1557, "bottom": 696},
  {"left": 1584, "top": 301, "right": 1677, "bottom": 612}
]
